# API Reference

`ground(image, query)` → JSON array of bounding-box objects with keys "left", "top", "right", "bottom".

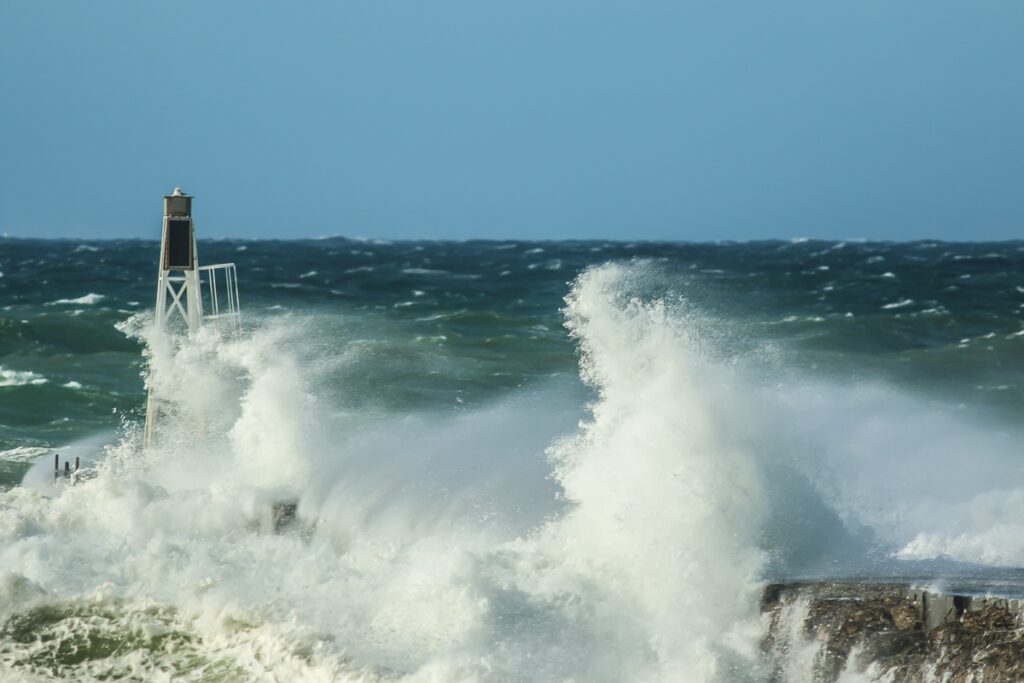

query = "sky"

[{"left": 1, "top": 1, "right": 1022, "bottom": 242}]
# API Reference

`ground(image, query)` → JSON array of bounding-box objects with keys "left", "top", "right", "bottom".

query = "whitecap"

[
  {"left": 0, "top": 367, "right": 48, "bottom": 387},
  {"left": 882, "top": 299, "right": 914, "bottom": 310},
  {"left": 416, "top": 310, "right": 463, "bottom": 322},
  {"left": 48, "top": 293, "right": 105, "bottom": 306},
  {"left": 0, "top": 446, "right": 50, "bottom": 463},
  {"left": 62, "top": 381, "right": 83, "bottom": 389},
  {"left": 402, "top": 268, "right": 449, "bottom": 276}
]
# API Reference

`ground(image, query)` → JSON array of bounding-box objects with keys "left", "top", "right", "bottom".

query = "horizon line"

[{"left": 2, "top": 234, "right": 1023, "bottom": 246}]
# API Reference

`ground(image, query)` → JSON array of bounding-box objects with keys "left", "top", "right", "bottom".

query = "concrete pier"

[{"left": 763, "top": 581, "right": 1024, "bottom": 682}]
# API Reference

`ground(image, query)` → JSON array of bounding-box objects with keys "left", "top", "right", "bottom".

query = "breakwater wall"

[{"left": 762, "top": 582, "right": 1024, "bottom": 682}]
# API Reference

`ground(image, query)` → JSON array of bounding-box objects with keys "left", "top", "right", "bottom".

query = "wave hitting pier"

[
  {"left": 762, "top": 581, "right": 1024, "bottom": 682},
  {"left": 143, "top": 187, "right": 241, "bottom": 447},
  {"left": 140, "top": 190, "right": 297, "bottom": 533}
]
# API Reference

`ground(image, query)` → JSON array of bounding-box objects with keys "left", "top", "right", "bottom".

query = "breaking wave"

[{"left": 1, "top": 262, "right": 1021, "bottom": 681}]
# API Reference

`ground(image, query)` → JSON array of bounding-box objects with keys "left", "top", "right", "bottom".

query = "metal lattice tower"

[
  {"left": 155, "top": 188, "right": 203, "bottom": 334},
  {"left": 144, "top": 188, "right": 240, "bottom": 447}
]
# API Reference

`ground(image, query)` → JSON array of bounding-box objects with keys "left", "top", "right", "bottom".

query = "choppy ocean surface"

[{"left": 1, "top": 237, "right": 1022, "bottom": 681}]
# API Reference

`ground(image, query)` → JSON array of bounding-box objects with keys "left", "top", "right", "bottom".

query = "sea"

[{"left": 0, "top": 236, "right": 1022, "bottom": 681}]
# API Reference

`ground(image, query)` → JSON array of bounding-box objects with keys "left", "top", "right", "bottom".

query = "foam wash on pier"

[{"left": 0, "top": 237, "right": 1022, "bottom": 681}]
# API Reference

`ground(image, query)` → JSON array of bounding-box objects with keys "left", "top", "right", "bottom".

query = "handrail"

[{"left": 199, "top": 262, "right": 241, "bottom": 328}]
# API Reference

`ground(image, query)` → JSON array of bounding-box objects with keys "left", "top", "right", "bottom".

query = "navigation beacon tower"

[{"left": 143, "top": 188, "right": 241, "bottom": 446}]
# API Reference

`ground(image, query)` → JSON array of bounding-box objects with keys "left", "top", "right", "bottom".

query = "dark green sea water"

[{"left": 2, "top": 238, "right": 1021, "bottom": 459}]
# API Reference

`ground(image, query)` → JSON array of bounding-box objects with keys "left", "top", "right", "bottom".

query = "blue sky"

[{"left": 1, "top": 1, "right": 1022, "bottom": 241}]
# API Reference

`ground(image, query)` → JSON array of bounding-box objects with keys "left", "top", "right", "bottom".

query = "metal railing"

[{"left": 198, "top": 263, "right": 241, "bottom": 327}]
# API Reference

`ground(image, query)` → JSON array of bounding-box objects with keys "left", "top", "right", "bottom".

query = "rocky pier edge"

[{"left": 762, "top": 581, "right": 1024, "bottom": 682}]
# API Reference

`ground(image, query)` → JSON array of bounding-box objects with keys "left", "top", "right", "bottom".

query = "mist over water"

[{"left": 0, "top": 238, "right": 1022, "bottom": 680}]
